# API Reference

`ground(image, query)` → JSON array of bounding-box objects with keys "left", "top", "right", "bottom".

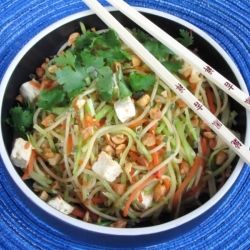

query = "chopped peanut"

[
  {"left": 180, "top": 161, "right": 190, "bottom": 175},
  {"left": 67, "top": 32, "right": 80, "bottom": 46},
  {"left": 82, "top": 127, "right": 94, "bottom": 140},
  {"left": 189, "top": 70, "right": 202, "bottom": 84},
  {"left": 149, "top": 107, "right": 162, "bottom": 120},
  {"left": 136, "top": 94, "right": 150, "bottom": 108},
  {"left": 36, "top": 67, "right": 45, "bottom": 78},
  {"left": 132, "top": 55, "right": 141, "bottom": 67},
  {"left": 43, "top": 149, "right": 55, "bottom": 160},
  {"left": 176, "top": 99, "right": 187, "bottom": 109},
  {"left": 200, "top": 121, "right": 211, "bottom": 131},
  {"left": 161, "top": 90, "right": 168, "bottom": 98},
  {"left": 113, "top": 62, "right": 122, "bottom": 72},
  {"left": 47, "top": 153, "right": 61, "bottom": 166},
  {"left": 16, "top": 94, "right": 24, "bottom": 103},
  {"left": 142, "top": 133, "right": 156, "bottom": 147},
  {"left": 153, "top": 183, "right": 167, "bottom": 202},
  {"left": 40, "top": 191, "right": 49, "bottom": 201},
  {"left": 111, "top": 183, "right": 126, "bottom": 195},
  {"left": 48, "top": 65, "right": 58, "bottom": 74},
  {"left": 41, "top": 62, "right": 48, "bottom": 70},
  {"left": 216, "top": 151, "right": 228, "bottom": 165},
  {"left": 111, "top": 134, "right": 127, "bottom": 145},
  {"left": 41, "top": 114, "right": 56, "bottom": 127},
  {"left": 191, "top": 116, "right": 199, "bottom": 127},
  {"left": 105, "top": 134, "right": 116, "bottom": 148},
  {"left": 103, "top": 145, "right": 115, "bottom": 156},
  {"left": 116, "top": 144, "right": 126, "bottom": 156},
  {"left": 111, "top": 219, "right": 127, "bottom": 228}
]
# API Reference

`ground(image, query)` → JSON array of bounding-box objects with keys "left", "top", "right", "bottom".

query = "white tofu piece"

[
  {"left": 20, "top": 81, "right": 40, "bottom": 103},
  {"left": 114, "top": 97, "right": 136, "bottom": 123},
  {"left": 141, "top": 192, "right": 153, "bottom": 209},
  {"left": 10, "top": 138, "right": 32, "bottom": 169},
  {"left": 47, "top": 196, "right": 74, "bottom": 215},
  {"left": 92, "top": 151, "right": 122, "bottom": 182}
]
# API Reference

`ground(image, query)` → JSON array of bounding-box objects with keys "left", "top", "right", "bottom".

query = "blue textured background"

[{"left": 0, "top": 0, "right": 249, "bottom": 249}]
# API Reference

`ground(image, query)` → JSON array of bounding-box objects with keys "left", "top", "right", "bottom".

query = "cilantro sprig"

[
  {"left": 177, "top": 29, "right": 194, "bottom": 47},
  {"left": 7, "top": 106, "right": 33, "bottom": 136},
  {"left": 37, "top": 87, "right": 68, "bottom": 110}
]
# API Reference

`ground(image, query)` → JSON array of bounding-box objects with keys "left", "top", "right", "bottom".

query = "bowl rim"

[{"left": 0, "top": 6, "right": 249, "bottom": 236}]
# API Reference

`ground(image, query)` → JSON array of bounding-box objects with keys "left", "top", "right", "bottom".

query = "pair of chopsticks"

[{"left": 83, "top": 0, "right": 250, "bottom": 165}]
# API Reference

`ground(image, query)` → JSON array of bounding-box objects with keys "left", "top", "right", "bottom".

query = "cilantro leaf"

[
  {"left": 54, "top": 50, "right": 76, "bottom": 68},
  {"left": 92, "top": 30, "right": 121, "bottom": 49},
  {"left": 56, "top": 66, "right": 87, "bottom": 97},
  {"left": 8, "top": 106, "right": 33, "bottom": 136},
  {"left": 162, "top": 60, "right": 182, "bottom": 74},
  {"left": 177, "top": 29, "right": 193, "bottom": 47},
  {"left": 80, "top": 50, "right": 104, "bottom": 68},
  {"left": 75, "top": 31, "right": 97, "bottom": 50},
  {"left": 97, "top": 47, "right": 131, "bottom": 64},
  {"left": 144, "top": 40, "right": 172, "bottom": 60},
  {"left": 132, "top": 29, "right": 151, "bottom": 43},
  {"left": 129, "top": 72, "right": 155, "bottom": 91},
  {"left": 37, "top": 87, "right": 68, "bottom": 110},
  {"left": 133, "top": 29, "right": 173, "bottom": 60},
  {"left": 96, "top": 67, "right": 113, "bottom": 101}
]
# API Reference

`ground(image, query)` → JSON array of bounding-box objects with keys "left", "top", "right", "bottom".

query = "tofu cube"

[
  {"left": 141, "top": 191, "right": 153, "bottom": 209},
  {"left": 114, "top": 97, "right": 136, "bottom": 123},
  {"left": 92, "top": 151, "right": 122, "bottom": 182},
  {"left": 10, "top": 138, "right": 32, "bottom": 169},
  {"left": 47, "top": 196, "right": 74, "bottom": 215},
  {"left": 20, "top": 81, "right": 40, "bottom": 103}
]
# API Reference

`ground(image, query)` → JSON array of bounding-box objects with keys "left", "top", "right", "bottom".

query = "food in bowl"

[{"left": 6, "top": 23, "right": 239, "bottom": 228}]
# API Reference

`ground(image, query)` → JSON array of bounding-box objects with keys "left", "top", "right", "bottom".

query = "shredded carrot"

[
  {"left": 173, "top": 156, "right": 203, "bottom": 209},
  {"left": 206, "top": 87, "right": 216, "bottom": 114},
  {"left": 67, "top": 135, "right": 73, "bottom": 155},
  {"left": 92, "top": 195, "right": 106, "bottom": 205},
  {"left": 83, "top": 115, "right": 99, "bottom": 128},
  {"left": 149, "top": 124, "right": 157, "bottom": 135},
  {"left": 128, "top": 118, "right": 147, "bottom": 129},
  {"left": 189, "top": 82, "right": 197, "bottom": 93},
  {"left": 155, "top": 166, "right": 167, "bottom": 179},
  {"left": 71, "top": 208, "right": 85, "bottom": 218},
  {"left": 138, "top": 193, "right": 143, "bottom": 203},
  {"left": 200, "top": 136, "right": 209, "bottom": 156},
  {"left": 29, "top": 81, "right": 41, "bottom": 89},
  {"left": 40, "top": 79, "right": 55, "bottom": 90},
  {"left": 164, "top": 178, "right": 171, "bottom": 191},
  {"left": 99, "top": 118, "right": 106, "bottom": 127},
  {"left": 22, "top": 150, "right": 36, "bottom": 180},
  {"left": 123, "top": 176, "right": 154, "bottom": 217},
  {"left": 128, "top": 151, "right": 148, "bottom": 167},
  {"left": 112, "top": 183, "right": 126, "bottom": 195},
  {"left": 209, "top": 138, "right": 217, "bottom": 149},
  {"left": 152, "top": 152, "right": 160, "bottom": 166}
]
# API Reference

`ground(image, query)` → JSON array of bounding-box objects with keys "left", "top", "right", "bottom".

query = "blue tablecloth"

[{"left": 0, "top": 0, "right": 249, "bottom": 249}]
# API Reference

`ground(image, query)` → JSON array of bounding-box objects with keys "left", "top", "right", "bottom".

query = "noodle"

[{"left": 8, "top": 27, "right": 238, "bottom": 228}]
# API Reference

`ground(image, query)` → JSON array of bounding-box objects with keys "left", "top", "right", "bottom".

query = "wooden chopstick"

[
  {"left": 107, "top": 0, "right": 250, "bottom": 112},
  {"left": 83, "top": 0, "right": 250, "bottom": 165}
]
